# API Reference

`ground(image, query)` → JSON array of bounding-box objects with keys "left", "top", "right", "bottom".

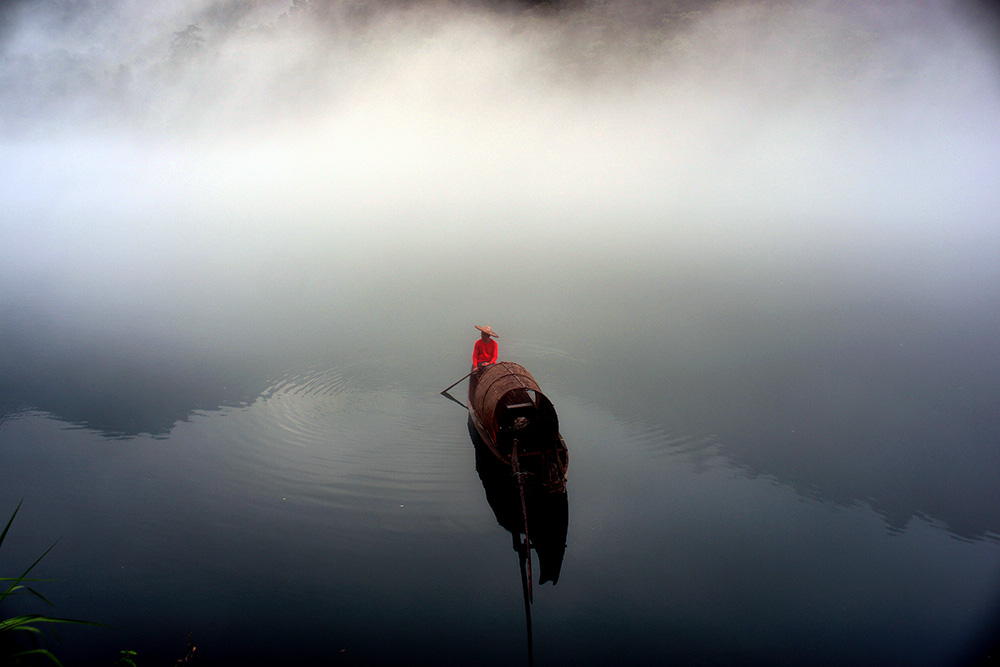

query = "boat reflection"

[
  {"left": 470, "top": 417, "right": 569, "bottom": 584},
  {"left": 469, "top": 418, "right": 568, "bottom": 666}
]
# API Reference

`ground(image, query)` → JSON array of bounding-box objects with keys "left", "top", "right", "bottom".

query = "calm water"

[{"left": 2, "top": 252, "right": 999, "bottom": 666}]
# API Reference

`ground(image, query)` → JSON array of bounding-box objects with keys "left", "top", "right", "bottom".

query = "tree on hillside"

[{"left": 168, "top": 23, "right": 205, "bottom": 63}]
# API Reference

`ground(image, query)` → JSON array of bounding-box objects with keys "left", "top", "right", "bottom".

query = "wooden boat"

[
  {"left": 467, "top": 361, "right": 568, "bottom": 494},
  {"left": 466, "top": 362, "right": 570, "bottom": 665}
]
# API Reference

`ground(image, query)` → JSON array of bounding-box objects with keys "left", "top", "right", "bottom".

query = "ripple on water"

[
  {"left": 577, "top": 399, "right": 720, "bottom": 461},
  {"left": 218, "top": 361, "right": 473, "bottom": 519}
]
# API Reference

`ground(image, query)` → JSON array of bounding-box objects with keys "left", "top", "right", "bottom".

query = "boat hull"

[{"left": 468, "top": 361, "right": 568, "bottom": 494}]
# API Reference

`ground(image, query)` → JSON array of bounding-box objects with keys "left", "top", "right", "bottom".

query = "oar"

[
  {"left": 440, "top": 391, "right": 467, "bottom": 410},
  {"left": 440, "top": 371, "right": 472, "bottom": 395}
]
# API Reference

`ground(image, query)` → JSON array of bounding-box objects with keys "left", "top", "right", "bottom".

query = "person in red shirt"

[{"left": 472, "top": 325, "right": 499, "bottom": 372}]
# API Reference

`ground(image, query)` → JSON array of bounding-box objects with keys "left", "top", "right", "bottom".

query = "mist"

[{"left": 2, "top": 0, "right": 999, "bottom": 349}]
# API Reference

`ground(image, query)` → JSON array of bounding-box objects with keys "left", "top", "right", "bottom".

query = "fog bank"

[{"left": 2, "top": 0, "right": 999, "bottom": 343}]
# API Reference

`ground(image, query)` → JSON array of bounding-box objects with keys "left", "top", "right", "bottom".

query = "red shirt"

[{"left": 473, "top": 338, "right": 498, "bottom": 367}]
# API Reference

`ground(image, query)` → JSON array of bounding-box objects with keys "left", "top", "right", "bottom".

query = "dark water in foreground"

[{"left": 2, "top": 256, "right": 1000, "bottom": 667}]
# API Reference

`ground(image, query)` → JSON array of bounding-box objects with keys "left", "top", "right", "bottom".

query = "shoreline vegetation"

[
  {"left": 2, "top": 501, "right": 195, "bottom": 666},
  {"left": 1, "top": 501, "right": 100, "bottom": 666}
]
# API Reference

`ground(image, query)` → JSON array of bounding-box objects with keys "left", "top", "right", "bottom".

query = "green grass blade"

[
  {"left": 1, "top": 541, "right": 58, "bottom": 603},
  {"left": 23, "top": 586, "right": 57, "bottom": 608},
  {"left": 0, "top": 616, "right": 48, "bottom": 633},
  {"left": 0, "top": 499, "right": 23, "bottom": 549},
  {"left": 12, "top": 647, "right": 66, "bottom": 667},
  {"left": 1, "top": 614, "right": 106, "bottom": 632},
  {"left": 1, "top": 501, "right": 104, "bottom": 666}
]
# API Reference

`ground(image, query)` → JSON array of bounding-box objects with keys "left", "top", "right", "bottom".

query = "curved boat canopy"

[{"left": 470, "top": 361, "right": 559, "bottom": 443}]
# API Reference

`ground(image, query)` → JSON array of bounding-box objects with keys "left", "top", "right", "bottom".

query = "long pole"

[
  {"left": 517, "top": 532, "right": 535, "bottom": 667},
  {"left": 440, "top": 371, "right": 472, "bottom": 395},
  {"left": 512, "top": 442, "right": 534, "bottom": 667},
  {"left": 512, "top": 442, "right": 532, "bottom": 603}
]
